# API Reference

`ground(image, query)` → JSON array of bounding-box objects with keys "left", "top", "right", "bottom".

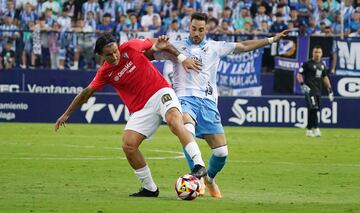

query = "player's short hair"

[
  {"left": 191, "top": 12, "right": 208, "bottom": 23},
  {"left": 313, "top": 45, "right": 322, "bottom": 50},
  {"left": 94, "top": 33, "right": 116, "bottom": 54}
]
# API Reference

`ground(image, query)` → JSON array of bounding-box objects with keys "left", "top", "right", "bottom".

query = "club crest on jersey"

[
  {"left": 122, "top": 52, "right": 129, "bottom": 58},
  {"left": 161, "top": 94, "right": 172, "bottom": 104}
]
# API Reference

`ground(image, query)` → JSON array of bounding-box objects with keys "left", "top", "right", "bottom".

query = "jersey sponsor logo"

[
  {"left": 161, "top": 94, "right": 172, "bottom": 104},
  {"left": 81, "top": 97, "right": 129, "bottom": 123},
  {"left": 337, "top": 77, "right": 360, "bottom": 97},
  {"left": 229, "top": 99, "right": 337, "bottom": 127},
  {"left": 0, "top": 84, "right": 20, "bottom": 93},
  {"left": 114, "top": 61, "right": 136, "bottom": 81}
]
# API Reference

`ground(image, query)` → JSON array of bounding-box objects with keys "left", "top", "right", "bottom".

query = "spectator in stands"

[
  {"left": 322, "top": 0, "right": 340, "bottom": 22},
  {"left": 203, "top": 0, "right": 221, "bottom": 18},
  {"left": 250, "top": 0, "right": 271, "bottom": 18},
  {"left": 318, "top": 8, "right": 332, "bottom": 27},
  {"left": 48, "top": 22, "right": 61, "bottom": 69},
  {"left": 349, "top": 25, "right": 360, "bottom": 37},
  {"left": 305, "top": 16, "right": 320, "bottom": 35},
  {"left": 270, "top": 12, "right": 287, "bottom": 33},
  {"left": 331, "top": 13, "right": 343, "bottom": 35},
  {"left": 160, "top": 0, "right": 175, "bottom": 18},
  {"left": 220, "top": 7, "right": 233, "bottom": 27},
  {"left": 254, "top": 20, "right": 270, "bottom": 35},
  {"left": 3, "top": 0, "right": 16, "bottom": 21},
  {"left": 208, "top": 17, "right": 219, "bottom": 34},
  {"left": 62, "top": 0, "right": 76, "bottom": 19},
  {"left": 181, "top": 7, "right": 194, "bottom": 32},
  {"left": 343, "top": 0, "right": 355, "bottom": 28},
  {"left": 207, "top": 7, "right": 217, "bottom": 20},
  {"left": 324, "top": 25, "right": 333, "bottom": 36},
  {"left": 273, "top": 3, "right": 291, "bottom": 23},
  {"left": 85, "top": 11, "right": 97, "bottom": 32},
  {"left": 30, "top": 19, "right": 42, "bottom": 69},
  {"left": 73, "top": 18, "right": 95, "bottom": 70},
  {"left": 217, "top": 20, "right": 235, "bottom": 39},
  {"left": 19, "top": 2, "right": 37, "bottom": 29},
  {"left": 57, "top": 8, "right": 72, "bottom": 31},
  {"left": 121, "top": 0, "right": 136, "bottom": 16},
  {"left": 290, "top": 9, "right": 301, "bottom": 29},
  {"left": 96, "top": 13, "right": 115, "bottom": 33},
  {"left": 0, "top": 15, "right": 19, "bottom": 51},
  {"left": 253, "top": 5, "right": 271, "bottom": 29},
  {"left": 127, "top": 13, "right": 143, "bottom": 32},
  {"left": 147, "top": 15, "right": 162, "bottom": 33},
  {"left": 41, "top": 0, "right": 60, "bottom": 15},
  {"left": 287, "top": 21, "right": 299, "bottom": 36},
  {"left": 15, "top": 0, "right": 38, "bottom": 13},
  {"left": 116, "top": 14, "right": 130, "bottom": 33},
  {"left": 0, "top": 41, "right": 16, "bottom": 69},
  {"left": 233, "top": 8, "right": 252, "bottom": 33},
  {"left": 20, "top": 20, "right": 34, "bottom": 69},
  {"left": 185, "top": 0, "right": 202, "bottom": 12},
  {"left": 162, "top": 8, "right": 181, "bottom": 31},
  {"left": 297, "top": 0, "right": 313, "bottom": 25},
  {"left": 44, "top": 8, "right": 56, "bottom": 27},
  {"left": 227, "top": 0, "right": 245, "bottom": 19},
  {"left": 141, "top": 4, "right": 161, "bottom": 30},
  {"left": 350, "top": 11, "right": 360, "bottom": 32},
  {"left": 103, "top": 0, "right": 119, "bottom": 22},
  {"left": 168, "top": 19, "right": 182, "bottom": 33},
  {"left": 82, "top": 0, "right": 101, "bottom": 23}
]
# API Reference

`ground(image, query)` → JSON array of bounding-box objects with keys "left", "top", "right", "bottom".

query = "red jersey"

[{"left": 90, "top": 39, "right": 171, "bottom": 113}]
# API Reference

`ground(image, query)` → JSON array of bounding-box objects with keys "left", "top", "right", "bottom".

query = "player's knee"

[
  {"left": 184, "top": 123, "right": 195, "bottom": 136},
  {"left": 212, "top": 145, "right": 228, "bottom": 157},
  {"left": 166, "top": 109, "right": 183, "bottom": 133},
  {"left": 122, "top": 137, "right": 137, "bottom": 154}
]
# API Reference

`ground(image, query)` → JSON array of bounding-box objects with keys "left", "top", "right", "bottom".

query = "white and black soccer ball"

[{"left": 175, "top": 174, "right": 200, "bottom": 200}]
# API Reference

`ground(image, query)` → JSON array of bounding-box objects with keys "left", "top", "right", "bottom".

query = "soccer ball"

[{"left": 175, "top": 174, "right": 200, "bottom": 200}]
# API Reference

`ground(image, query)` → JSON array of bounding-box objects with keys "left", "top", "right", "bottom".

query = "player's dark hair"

[
  {"left": 313, "top": 45, "right": 322, "bottom": 50},
  {"left": 94, "top": 33, "right": 116, "bottom": 54},
  {"left": 191, "top": 12, "right": 208, "bottom": 23}
]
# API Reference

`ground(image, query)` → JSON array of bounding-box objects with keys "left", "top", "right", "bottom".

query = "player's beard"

[{"left": 192, "top": 36, "right": 202, "bottom": 44}]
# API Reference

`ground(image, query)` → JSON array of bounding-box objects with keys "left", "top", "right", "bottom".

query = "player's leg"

[
  {"left": 313, "top": 95, "right": 321, "bottom": 137},
  {"left": 158, "top": 90, "right": 206, "bottom": 178},
  {"left": 305, "top": 94, "right": 315, "bottom": 137},
  {"left": 203, "top": 134, "right": 227, "bottom": 198},
  {"left": 195, "top": 99, "right": 227, "bottom": 198},
  {"left": 124, "top": 106, "right": 162, "bottom": 197}
]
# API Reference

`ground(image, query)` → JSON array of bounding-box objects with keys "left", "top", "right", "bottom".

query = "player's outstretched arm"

[
  {"left": 234, "top": 29, "right": 291, "bottom": 53},
  {"left": 150, "top": 36, "right": 202, "bottom": 72},
  {"left": 55, "top": 86, "right": 96, "bottom": 131}
]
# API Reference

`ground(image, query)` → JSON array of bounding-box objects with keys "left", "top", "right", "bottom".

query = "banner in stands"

[
  {"left": 334, "top": 38, "right": 360, "bottom": 76},
  {"left": 1, "top": 93, "right": 359, "bottom": 128}
]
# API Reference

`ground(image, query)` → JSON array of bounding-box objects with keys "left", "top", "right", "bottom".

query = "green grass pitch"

[{"left": 0, "top": 123, "right": 359, "bottom": 212}]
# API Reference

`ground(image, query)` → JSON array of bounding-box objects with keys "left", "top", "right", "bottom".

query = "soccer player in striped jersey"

[{"left": 151, "top": 12, "right": 289, "bottom": 198}]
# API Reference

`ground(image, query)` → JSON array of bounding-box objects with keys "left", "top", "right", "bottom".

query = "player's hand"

[
  {"left": 301, "top": 84, "right": 311, "bottom": 94},
  {"left": 153, "top": 35, "right": 170, "bottom": 50},
  {"left": 55, "top": 114, "right": 69, "bottom": 131},
  {"left": 273, "top": 29, "right": 291, "bottom": 42},
  {"left": 182, "top": 58, "right": 202, "bottom": 73}
]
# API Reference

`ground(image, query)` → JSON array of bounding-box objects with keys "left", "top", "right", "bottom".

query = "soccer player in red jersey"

[{"left": 55, "top": 33, "right": 205, "bottom": 197}]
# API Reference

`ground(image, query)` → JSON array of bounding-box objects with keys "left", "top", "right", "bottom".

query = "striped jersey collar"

[{"left": 186, "top": 36, "right": 207, "bottom": 47}]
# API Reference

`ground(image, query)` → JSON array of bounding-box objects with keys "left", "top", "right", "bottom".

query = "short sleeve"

[
  {"left": 217, "top": 41, "right": 236, "bottom": 58},
  {"left": 89, "top": 70, "right": 107, "bottom": 90},
  {"left": 127, "top": 39, "right": 153, "bottom": 52}
]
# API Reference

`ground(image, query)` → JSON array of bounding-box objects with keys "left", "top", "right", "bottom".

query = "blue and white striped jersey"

[{"left": 155, "top": 38, "right": 236, "bottom": 103}]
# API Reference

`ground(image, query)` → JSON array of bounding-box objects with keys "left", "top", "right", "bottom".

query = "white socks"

[
  {"left": 184, "top": 141, "right": 205, "bottom": 166},
  {"left": 134, "top": 165, "right": 157, "bottom": 192}
]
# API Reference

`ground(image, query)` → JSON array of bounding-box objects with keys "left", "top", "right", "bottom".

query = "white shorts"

[{"left": 125, "top": 87, "right": 182, "bottom": 138}]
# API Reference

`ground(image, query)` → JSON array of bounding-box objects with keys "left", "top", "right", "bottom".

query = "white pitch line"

[
  {"left": 0, "top": 155, "right": 185, "bottom": 161},
  {"left": 230, "top": 160, "right": 360, "bottom": 168}
]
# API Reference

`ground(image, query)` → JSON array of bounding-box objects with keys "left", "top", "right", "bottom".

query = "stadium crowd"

[{"left": 1, "top": 0, "right": 360, "bottom": 70}]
